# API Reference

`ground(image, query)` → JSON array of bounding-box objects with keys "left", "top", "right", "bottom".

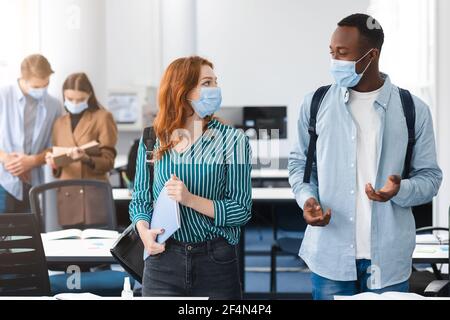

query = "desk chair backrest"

[
  {"left": 30, "top": 180, "right": 117, "bottom": 233},
  {"left": 0, "top": 213, "right": 51, "bottom": 296}
]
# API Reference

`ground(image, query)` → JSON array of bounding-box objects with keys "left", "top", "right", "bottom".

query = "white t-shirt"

[{"left": 348, "top": 87, "right": 382, "bottom": 260}]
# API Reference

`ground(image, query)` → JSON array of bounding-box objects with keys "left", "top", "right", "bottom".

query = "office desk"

[
  {"left": 43, "top": 238, "right": 117, "bottom": 264},
  {"left": 114, "top": 155, "right": 289, "bottom": 179},
  {"left": 0, "top": 296, "right": 208, "bottom": 300},
  {"left": 113, "top": 187, "right": 295, "bottom": 202},
  {"left": 413, "top": 244, "right": 448, "bottom": 264}
]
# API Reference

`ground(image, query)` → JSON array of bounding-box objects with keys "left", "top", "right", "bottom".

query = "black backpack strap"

[
  {"left": 398, "top": 88, "right": 416, "bottom": 179},
  {"left": 303, "top": 85, "right": 331, "bottom": 183}
]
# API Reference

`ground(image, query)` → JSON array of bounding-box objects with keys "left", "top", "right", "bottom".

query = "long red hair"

[{"left": 153, "top": 56, "right": 214, "bottom": 159}]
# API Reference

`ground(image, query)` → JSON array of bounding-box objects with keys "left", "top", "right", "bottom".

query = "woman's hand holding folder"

[{"left": 136, "top": 220, "right": 166, "bottom": 256}]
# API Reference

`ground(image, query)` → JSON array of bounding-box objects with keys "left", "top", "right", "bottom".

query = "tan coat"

[{"left": 52, "top": 107, "right": 118, "bottom": 227}]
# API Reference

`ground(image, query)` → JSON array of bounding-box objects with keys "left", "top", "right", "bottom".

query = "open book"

[
  {"left": 41, "top": 229, "right": 119, "bottom": 241},
  {"left": 416, "top": 233, "right": 449, "bottom": 245},
  {"left": 52, "top": 141, "right": 101, "bottom": 167}
]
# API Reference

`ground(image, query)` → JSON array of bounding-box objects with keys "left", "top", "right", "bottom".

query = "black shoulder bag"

[{"left": 110, "top": 127, "right": 156, "bottom": 284}]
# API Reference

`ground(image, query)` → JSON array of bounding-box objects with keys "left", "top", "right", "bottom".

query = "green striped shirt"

[{"left": 129, "top": 119, "right": 252, "bottom": 245}]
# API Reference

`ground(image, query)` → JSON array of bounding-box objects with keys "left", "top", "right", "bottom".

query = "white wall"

[
  {"left": 196, "top": 0, "right": 370, "bottom": 158},
  {"left": 434, "top": 0, "right": 450, "bottom": 228},
  {"left": 40, "top": 0, "right": 107, "bottom": 103},
  {"left": 105, "top": 0, "right": 161, "bottom": 90}
]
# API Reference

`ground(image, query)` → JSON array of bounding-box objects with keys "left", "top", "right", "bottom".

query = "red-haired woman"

[{"left": 129, "top": 56, "right": 252, "bottom": 299}]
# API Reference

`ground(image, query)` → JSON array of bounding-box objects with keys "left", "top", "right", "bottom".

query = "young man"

[
  {"left": 0, "top": 54, "right": 62, "bottom": 213},
  {"left": 289, "top": 14, "right": 442, "bottom": 300}
]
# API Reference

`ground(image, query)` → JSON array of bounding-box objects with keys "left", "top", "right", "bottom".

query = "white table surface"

[
  {"left": 43, "top": 233, "right": 448, "bottom": 264},
  {"left": 113, "top": 187, "right": 295, "bottom": 202},
  {"left": 114, "top": 156, "right": 289, "bottom": 179}
]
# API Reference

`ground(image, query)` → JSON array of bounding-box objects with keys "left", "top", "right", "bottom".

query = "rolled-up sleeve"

[
  {"left": 213, "top": 134, "right": 252, "bottom": 227},
  {"left": 288, "top": 94, "right": 320, "bottom": 210},
  {"left": 129, "top": 138, "right": 153, "bottom": 229},
  {"left": 392, "top": 97, "right": 442, "bottom": 207}
]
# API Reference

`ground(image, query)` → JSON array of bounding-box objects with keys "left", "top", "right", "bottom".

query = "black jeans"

[{"left": 142, "top": 237, "right": 242, "bottom": 300}]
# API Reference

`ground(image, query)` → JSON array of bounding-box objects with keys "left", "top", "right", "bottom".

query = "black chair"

[
  {"left": 29, "top": 179, "right": 117, "bottom": 233},
  {"left": 409, "top": 226, "right": 449, "bottom": 294},
  {"left": 0, "top": 213, "right": 51, "bottom": 296},
  {"left": 270, "top": 205, "right": 307, "bottom": 298},
  {"left": 423, "top": 207, "right": 450, "bottom": 297}
]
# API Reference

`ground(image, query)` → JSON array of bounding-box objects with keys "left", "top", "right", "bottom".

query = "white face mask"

[
  {"left": 330, "top": 48, "right": 374, "bottom": 88},
  {"left": 65, "top": 100, "right": 89, "bottom": 114},
  {"left": 27, "top": 83, "right": 48, "bottom": 101}
]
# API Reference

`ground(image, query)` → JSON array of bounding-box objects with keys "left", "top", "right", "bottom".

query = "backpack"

[{"left": 303, "top": 85, "right": 416, "bottom": 183}]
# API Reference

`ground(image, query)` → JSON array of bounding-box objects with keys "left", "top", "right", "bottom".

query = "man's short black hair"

[{"left": 338, "top": 13, "right": 384, "bottom": 50}]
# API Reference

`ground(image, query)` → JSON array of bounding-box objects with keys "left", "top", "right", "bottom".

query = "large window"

[
  {"left": 0, "top": 0, "right": 40, "bottom": 86},
  {"left": 368, "top": 0, "right": 436, "bottom": 109}
]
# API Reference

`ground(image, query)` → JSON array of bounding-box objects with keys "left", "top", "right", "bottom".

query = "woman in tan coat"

[{"left": 46, "top": 73, "right": 118, "bottom": 228}]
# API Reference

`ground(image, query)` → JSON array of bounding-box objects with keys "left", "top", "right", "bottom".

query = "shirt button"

[
  {"left": 351, "top": 163, "right": 355, "bottom": 168},
  {"left": 350, "top": 190, "right": 355, "bottom": 195},
  {"left": 351, "top": 136, "right": 356, "bottom": 141},
  {"left": 350, "top": 217, "right": 354, "bottom": 222},
  {"left": 350, "top": 245, "right": 354, "bottom": 249}
]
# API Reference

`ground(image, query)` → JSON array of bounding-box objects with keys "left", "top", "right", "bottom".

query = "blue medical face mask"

[
  {"left": 27, "top": 84, "right": 48, "bottom": 101},
  {"left": 189, "top": 87, "right": 222, "bottom": 118},
  {"left": 65, "top": 99, "right": 89, "bottom": 115},
  {"left": 330, "top": 49, "right": 374, "bottom": 88}
]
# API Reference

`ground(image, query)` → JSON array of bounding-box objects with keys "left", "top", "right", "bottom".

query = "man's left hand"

[{"left": 365, "top": 175, "right": 401, "bottom": 202}]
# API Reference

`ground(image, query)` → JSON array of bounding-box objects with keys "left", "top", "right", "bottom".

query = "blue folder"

[{"left": 150, "top": 186, "right": 181, "bottom": 244}]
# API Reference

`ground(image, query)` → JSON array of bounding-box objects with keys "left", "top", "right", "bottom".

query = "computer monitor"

[
  {"left": 107, "top": 92, "right": 139, "bottom": 125},
  {"left": 243, "top": 106, "right": 287, "bottom": 139}
]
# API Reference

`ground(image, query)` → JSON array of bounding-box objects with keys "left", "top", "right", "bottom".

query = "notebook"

[
  {"left": 52, "top": 141, "right": 101, "bottom": 167},
  {"left": 150, "top": 186, "right": 181, "bottom": 244},
  {"left": 41, "top": 229, "right": 119, "bottom": 241}
]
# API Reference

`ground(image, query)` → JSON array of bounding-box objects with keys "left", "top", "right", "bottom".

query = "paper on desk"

[
  {"left": 54, "top": 293, "right": 102, "bottom": 300},
  {"left": 335, "top": 292, "right": 428, "bottom": 300}
]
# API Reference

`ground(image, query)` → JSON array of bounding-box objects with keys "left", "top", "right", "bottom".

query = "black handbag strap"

[
  {"left": 398, "top": 88, "right": 416, "bottom": 179},
  {"left": 303, "top": 85, "right": 331, "bottom": 183},
  {"left": 143, "top": 126, "right": 157, "bottom": 184}
]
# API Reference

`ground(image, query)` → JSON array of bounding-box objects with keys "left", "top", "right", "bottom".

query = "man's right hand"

[
  {"left": 136, "top": 221, "right": 166, "bottom": 256},
  {"left": 303, "top": 197, "right": 332, "bottom": 227}
]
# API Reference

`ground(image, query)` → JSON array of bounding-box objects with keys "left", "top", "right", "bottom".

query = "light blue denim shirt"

[
  {"left": 0, "top": 81, "right": 62, "bottom": 200},
  {"left": 288, "top": 74, "right": 442, "bottom": 289}
]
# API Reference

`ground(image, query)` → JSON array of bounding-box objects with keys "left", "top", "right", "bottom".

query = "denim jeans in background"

[
  {"left": 0, "top": 184, "right": 31, "bottom": 213},
  {"left": 142, "top": 237, "right": 242, "bottom": 300},
  {"left": 0, "top": 185, "right": 7, "bottom": 213},
  {"left": 311, "top": 259, "right": 410, "bottom": 300}
]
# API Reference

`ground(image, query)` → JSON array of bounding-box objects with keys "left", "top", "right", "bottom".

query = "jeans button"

[{"left": 187, "top": 245, "right": 192, "bottom": 251}]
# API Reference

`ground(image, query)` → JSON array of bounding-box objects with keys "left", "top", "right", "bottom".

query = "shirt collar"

[
  {"left": 14, "top": 79, "right": 26, "bottom": 102},
  {"left": 340, "top": 72, "right": 393, "bottom": 110}
]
